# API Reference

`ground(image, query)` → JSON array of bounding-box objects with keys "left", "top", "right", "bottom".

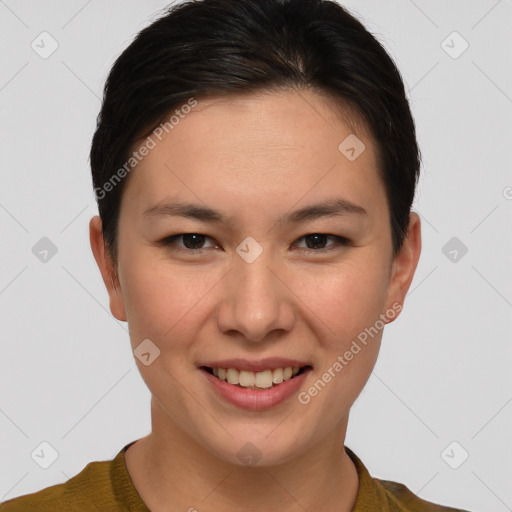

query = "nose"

[{"left": 215, "top": 245, "right": 295, "bottom": 343}]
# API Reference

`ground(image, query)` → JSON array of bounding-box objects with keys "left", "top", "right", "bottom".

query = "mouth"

[{"left": 200, "top": 365, "right": 313, "bottom": 390}]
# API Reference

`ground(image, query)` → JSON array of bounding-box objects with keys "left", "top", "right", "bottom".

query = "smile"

[
  {"left": 199, "top": 363, "right": 314, "bottom": 410},
  {"left": 202, "top": 366, "right": 312, "bottom": 389}
]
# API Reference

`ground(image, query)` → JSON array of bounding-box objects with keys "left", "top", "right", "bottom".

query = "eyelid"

[
  {"left": 158, "top": 233, "right": 350, "bottom": 253},
  {"left": 292, "top": 234, "right": 350, "bottom": 252},
  {"left": 159, "top": 233, "right": 219, "bottom": 251}
]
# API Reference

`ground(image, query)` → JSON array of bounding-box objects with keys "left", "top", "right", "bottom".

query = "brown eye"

[
  {"left": 160, "top": 233, "right": 218, "bottom": 251},
  {"left": 180, "top": 233, "right": 206, "bottom": 249},
  {"left": 294, "top": 234, "right": 349, "bottom": 251}
]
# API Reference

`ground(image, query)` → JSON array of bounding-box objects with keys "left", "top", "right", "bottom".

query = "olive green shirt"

[{"left": 0, "top": 442, "right": 472, "bottom": 511}]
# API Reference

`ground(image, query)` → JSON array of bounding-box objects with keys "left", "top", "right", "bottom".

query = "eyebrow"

[{"left": 142, "top": 197, "right": 367, "bottom": 225}]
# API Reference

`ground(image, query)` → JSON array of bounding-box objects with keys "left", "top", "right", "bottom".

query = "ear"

[
  {"left": 89, "top": 215, "right": 127, "bottom": 322},
  {"left": 383, "top": 212, "right": 421, "bottom": 323}
]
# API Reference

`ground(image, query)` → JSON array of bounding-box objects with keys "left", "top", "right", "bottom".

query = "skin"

[{"left": 90, "top": 88, "right": 421, "bottom": 512}]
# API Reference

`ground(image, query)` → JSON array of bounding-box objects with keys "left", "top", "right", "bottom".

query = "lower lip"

[{"left": 200, "top": 368, "right": 312, "bottom": 411}]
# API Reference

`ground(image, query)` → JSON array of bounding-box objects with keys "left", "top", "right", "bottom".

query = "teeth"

[
  {"left": 212, "top": 366, "right": 303, "bottom": 389},
  {"left": 226, "top": 368, "right": 239, "bottom": 385},
  {"left": 272, "top": 368, "right": 283, "bottom": 384},
  {"left": 254, "top": 370, "right": 273, "bottom": 389},
  {"left": 239, "top": 370, "right": 255, "bottom": 387}
]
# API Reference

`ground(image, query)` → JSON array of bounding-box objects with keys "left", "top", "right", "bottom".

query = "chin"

[{"left": 199, "top": 421, "right": 317, "bottom": 468}]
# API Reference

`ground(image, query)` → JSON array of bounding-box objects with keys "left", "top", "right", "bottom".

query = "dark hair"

[{"left": 90, "top": 0, "right": 420, "bottom": 276}]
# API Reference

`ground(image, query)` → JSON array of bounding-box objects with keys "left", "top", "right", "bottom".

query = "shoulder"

[
  {"left": 0, "top": 457, "right": 116, "bottom": 512},
  {"left": 344, "top": 446, "right": 474, "bottom": 512},
  {"left": 377, "top": 478, "right": 473, "bottom": 512}
]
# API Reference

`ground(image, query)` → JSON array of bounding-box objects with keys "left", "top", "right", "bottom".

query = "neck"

[{"left": 125, "top": 398, "right": 359, "bottom": 512}]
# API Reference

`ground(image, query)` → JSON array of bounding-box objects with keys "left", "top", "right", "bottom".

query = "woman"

[{"left": 1, "top": 0, "right": 472, "bottom": 510}]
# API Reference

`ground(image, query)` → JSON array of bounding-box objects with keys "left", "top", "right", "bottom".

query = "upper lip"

[{"left": 199, "top": 358, "right": 312, "bottom": 372}]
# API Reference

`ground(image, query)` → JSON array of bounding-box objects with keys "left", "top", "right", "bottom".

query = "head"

[{"left": 90, "top": 0, "right": 421, "bottom": 466}]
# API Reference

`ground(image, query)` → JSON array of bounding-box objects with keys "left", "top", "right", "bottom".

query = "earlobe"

[
  {"left": 89, "top": 216, "right": 127, "bottom": 322},
  {"left": 384, "top": 212, "right": 422, "bottom": 323}
]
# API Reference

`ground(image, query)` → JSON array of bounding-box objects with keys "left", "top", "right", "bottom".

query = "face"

[{"left": 90, "top": 88, "right": 420, "bottom": 466}]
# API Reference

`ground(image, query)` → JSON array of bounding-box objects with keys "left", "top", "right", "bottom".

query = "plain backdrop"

[{"left": 1, "top": 1, "right": 511, "bottom": 511}]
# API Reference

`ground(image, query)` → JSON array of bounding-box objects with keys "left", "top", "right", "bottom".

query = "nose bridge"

[{"left": 216, "top": 238, "right": 294, "bottom": 342}]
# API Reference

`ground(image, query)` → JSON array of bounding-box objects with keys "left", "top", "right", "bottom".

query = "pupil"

[
  {"left": 306, "top": 233, "right": 326, "bottom": 249},
  {"left": 183, "top": 233, "right": 204, "bottom": 249}
]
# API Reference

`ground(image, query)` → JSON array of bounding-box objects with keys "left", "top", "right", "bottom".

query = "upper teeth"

[{"left": 212, "top": 367, "right": 300, "bottom": 389}]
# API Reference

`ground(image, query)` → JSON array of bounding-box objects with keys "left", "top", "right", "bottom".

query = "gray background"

[{"left": 1, "top": 1, "right": 511, "bottom": 510}]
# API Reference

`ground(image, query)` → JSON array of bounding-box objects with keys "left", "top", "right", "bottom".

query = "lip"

[
  {"left": 198, "top": 357, "right": 312, "bottom": 372},
  {"left": 200, "top": 366, "right": 313, "bottom": 411}
]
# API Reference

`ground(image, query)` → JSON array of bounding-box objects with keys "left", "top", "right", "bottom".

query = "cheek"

[
  {"left": 296, "top": 264, "right": 387, "bottom": 421},
  {"left": 293, "top": 257, "right": 390, "bottom": 344},
  {"left": 118, "top": 253, "right": 175, "bottom": 336},
  {"left": 119, "top": 263, "right": 206, "bottom": 403},
  {"left": 119, "top": 253, "right": 220, "bottom": 354}
]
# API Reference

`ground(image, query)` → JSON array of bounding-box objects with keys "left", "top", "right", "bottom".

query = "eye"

[
  {"left": 293, "top": 233, "right": 350, "bottom": 252},
  {"left": 158, "top": 232, "right": 350, "bottom": 254},
  {"left": 159, "top": 233, "right": 219, "bottom": 252}
]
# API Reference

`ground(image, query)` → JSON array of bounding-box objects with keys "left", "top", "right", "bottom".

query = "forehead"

[{"left": 120, "top": 89, "right": 385, "bottom": 222}]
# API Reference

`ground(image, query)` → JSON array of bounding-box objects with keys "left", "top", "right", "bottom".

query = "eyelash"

[{"left": 158, "top": 233, "right": 350, "bottom": 254}]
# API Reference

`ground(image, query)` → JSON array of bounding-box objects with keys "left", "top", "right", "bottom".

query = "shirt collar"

[{"left": 116, "top": 441, "right": 392, "bottom": 512}]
